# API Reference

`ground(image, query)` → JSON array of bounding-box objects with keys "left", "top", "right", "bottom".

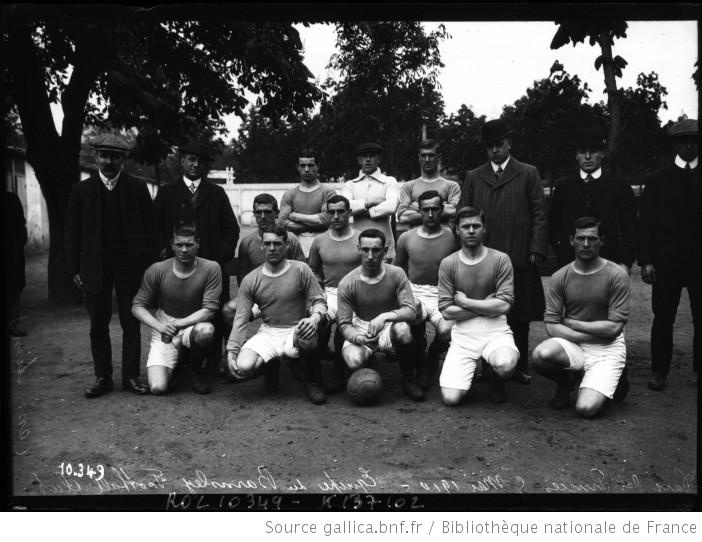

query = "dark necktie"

[
  {"left": 585, "top": 174, "right": 593, "bottom": 183},
  {"left": 189, "top": 182, "right": 197, "bottom": 193},
  {"left": 685, "top": 163, "right": 691, "bottom": 170},
  {"left": 495, "top": 166, "right": 503, "bottom": 180}
]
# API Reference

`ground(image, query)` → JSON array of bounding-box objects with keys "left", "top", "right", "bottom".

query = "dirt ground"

[{"left": 6, "top": 243, "right": 699, "bottom": 510}]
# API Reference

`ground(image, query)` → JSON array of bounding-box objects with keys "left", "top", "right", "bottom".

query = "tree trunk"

[
  {"left": 7, "top": 22, "right": 102, "bottom": 304},
  {"left": 599, "top": 32, "right": 621, "bottom": 165}
]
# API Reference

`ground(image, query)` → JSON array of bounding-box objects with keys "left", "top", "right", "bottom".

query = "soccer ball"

[{"left": 346, "top": 368, "right": 383, "bottom": 406}]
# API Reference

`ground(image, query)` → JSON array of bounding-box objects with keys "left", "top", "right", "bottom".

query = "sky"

[{"left": 223, "top": 20, "right": 698, "bottom": 137}]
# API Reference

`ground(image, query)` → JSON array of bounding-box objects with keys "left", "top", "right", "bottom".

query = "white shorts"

[
  {"left": 439, "top": 315, "right": 518, "bottom": 391},
  {"left": 325, "top": 287, "right": 338, "bottom": 321},
  {"left": 412, "top": 283, "right": 450, "bottom": 328},
  {"left": 551, "top": 334, "right": 627, "bottom": 399},
  {"left": 342, "top": 315, "right": 394, "bottom": 354},
  {"left": 146, "top": 310, "right": 196, "bottom": 369},
  {"left": 241, "top": 323, "right": 300, "bottom": 362}
]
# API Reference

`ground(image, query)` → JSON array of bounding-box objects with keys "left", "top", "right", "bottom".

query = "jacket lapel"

[
  {"left": 193, "top": 180, "right": 211, "bottom": 210},
  {"left": 496, "top": 157, "right": 519, "bottom": 187},
  {"left": 477, "top": 162, "right": 497, "bottom": 186}
]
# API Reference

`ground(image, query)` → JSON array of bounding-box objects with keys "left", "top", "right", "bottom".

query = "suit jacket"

[
  {"left": 639, "top": 163, "right": 701, "bottom": 273},
  {"left": 459, "top": 157, "right": 547, "bottom": 269},
  {"left": 549, "top": 171, "right": 637, "bottom": 268},
  {"left": 154, "top": 178, "right": 239, "bottom": 267},
  {"left": 65, "top": 173, "right": 157, "bottom": 294}
]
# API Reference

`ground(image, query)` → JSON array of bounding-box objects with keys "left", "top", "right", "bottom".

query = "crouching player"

[
  {"left": 438, "top": 207, "right": 519, "bottom": 405},
  {"left": 532, "top": 217, "right": 631, "bottom": 417},
  {"left": 226, "top": 225, "right": 328, "bottom": 404},
  {"left": 131, "top": 224, "right": 222, "bottom": 395},
  {"left": 336, "top": 229, "right": 423, "bottom": 401}
]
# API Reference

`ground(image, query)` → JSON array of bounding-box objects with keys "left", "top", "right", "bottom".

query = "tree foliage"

[
  {"left": 502, "top": 61, "right": 605, "bottom": 182},
  {"left": 551, "top": 20, "right": 628, "bottom": 159},
  {"left": 316, "top": 22, "right": 448, "bottom": 180},
  {"left": 435, "top": 105, "right": 485, "bottom": 181},
  {"left": 2, "top": 5, "right": 321, "bottom": 302}
]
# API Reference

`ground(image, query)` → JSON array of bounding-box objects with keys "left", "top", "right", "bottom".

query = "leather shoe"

[
  {"left": 189, "top": 370, "right": 211, "bottom": 394},
  {"left": 305, "top": 382, "right": 327, "bottom": 405},
  {"left": 123, "top": 378, "right": 149, "bottom": 395},
  {"left": 512, "top": 370, "right": 532, "bottom": 385},
  {"left": 85, "top": 377, "right": 113, "bottom": 398},
  {"left": 647, "top": 372, "right": 666, "bottom": 391},
  {"left": 403, "top": 380, "right": 425, "bottom": 402}
]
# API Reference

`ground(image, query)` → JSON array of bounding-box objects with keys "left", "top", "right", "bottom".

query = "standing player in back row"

[
  {"left": 396, "top": 139, "right": 461, "bottom": 228},
  {"left": 393, "top": 190, "right": 458, "bottom": 389},
  {"left": 278, "top": 149, "right": 337, "bottom": 258},
  {"left": 336, "top": 229, "right": 422, "bottom": 401},
  {"left": 308, "top": 195, "right": 362, "bottom": 392},
  {"left": 438, "top": 207, "right": 519, "bottom": 405},
  {"left": 532, "top": 217, "right": 631, "bottom": 417}
]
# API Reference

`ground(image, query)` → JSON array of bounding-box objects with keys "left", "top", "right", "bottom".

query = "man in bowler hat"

[
  {"left": 639, "top": 118, "right": 701, "bottom": 391},
  {"left": 154, "top": 140, "right": 239, "bottom": 385},
  {"left": 458, "top": 119, "right": 547, "bottom": 385},
  {"left": 65, "top": 134, "right": 156, "bottom": 397}
]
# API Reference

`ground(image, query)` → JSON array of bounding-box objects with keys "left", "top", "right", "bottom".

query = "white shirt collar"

[
  {"left": 675, "top": 155, "right": 699, "bottom": 170},
  {"left": 183, "top": 176, "right": 202, "bottom": 188},
  {"left": 580, "top": 167, "right": 602, "bottom": 181},
  {"left": 490, "top": 156, "right": 510, "bottom": 173},
  {"left": 353, "top": 168, "right": 386, "bottom": 183},
  {"left": 98, "top": 170, "right": 121, "bottom": 190}
]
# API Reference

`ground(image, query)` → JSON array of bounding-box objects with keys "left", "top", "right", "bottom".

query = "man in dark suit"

[
  {"left": 65, "top": 134, "right": 156, "bottom": 398},
  {"left": 639, "top": 118, "right": 701, "bottom": 391},
  {"left": 459, "top": 119, "right": 547, "bottom": 385},
  {"left": 549, "top": 128, "right": 637, "bottom": 272},
  {"left": 154, "top": 140, "right": 239, "bottom": 383}
]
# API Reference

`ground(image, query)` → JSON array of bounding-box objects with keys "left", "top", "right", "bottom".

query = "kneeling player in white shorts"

[
  {"left": 227, "top": 226, "right": 329, "bottom": 404},
  {"left": 532, "top": 217, "right": 631, "bottom": 418},
  {"left": 437, "top": 207, "right": 519, "bottom": 405},
  {"left": 132, "top": 224, "right": 222, "bottom": 395}
]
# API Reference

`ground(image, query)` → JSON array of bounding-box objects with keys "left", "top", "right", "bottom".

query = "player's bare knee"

[
  {"left": 575, "top": 394, "right": 605, "bottom": 418},
  {"left": 441, "top": 388, "right": 464, "bottom": 406},
  {"left": 391, "top": 322, "right": 412, "bottom": 345},
  {"left": 150, "top": 383, "right": 168, "bottom": 395},
  {"left": 532, "top": 343, "right": 556, "bottom": 371},
  {"left": 192, "top": 322, "right": 215, "bottom": 346}
]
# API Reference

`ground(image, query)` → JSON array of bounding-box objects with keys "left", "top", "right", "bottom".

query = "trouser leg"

[
  {"left": 114, "top": 276, "right": 141, "bottom": 380},
  {"left": 688, "top": 275, "right": 701, "bottom": 372},
  {"left": 651, "top": 277, "right": 683, "bottom": 377},
  {"left": 85, "top": 275, "right": 114, "bottom": 379},
  {"left": 508, "top": 318, "right": 530, "bottom": 374}
]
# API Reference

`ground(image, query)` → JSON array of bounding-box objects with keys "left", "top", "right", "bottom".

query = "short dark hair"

[
  {"left": 253, "top": 193, "right": 279, "bottom": 212},
  {"left": 298, "top": 149, "right": 318, "bottom": 164},
  {"left": 261, "top": 224, "right": 289, "bottom": 242},
  {"left": 172, "top": 222, "right": 198, "bottom": 240},
  {"left": 358, "top": 228, "right": 386, "bottom": 246},
  {"left": 326, "top": 194, "right": 350, "bottom": 210},
  {"left": 419, "top": 138, "right": 440, "bottom": 153},
  {"left": 456, "top": 206, "right": 486, "bottom": 225},
  {"left": 418, "top": 190, "right": 443, "bottom": 207},
  {"left": 570, "top": 216, "right": 603, "bottom": 236}
]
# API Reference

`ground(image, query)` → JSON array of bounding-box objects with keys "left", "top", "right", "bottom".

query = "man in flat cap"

[
  {"left": 154, "top": 139, "right": 239, "bottom": 385},
  {"left": 339, "top": 142, "right": 400, "bottom": 261},
  {"left": 639, "top": 118, "right": 701, "bottom": 391},
  {"left": 65, "top": 134, "right": 157, "bottom": 398},
  {"left": 459, "top": 119, "right": 547, "bottom": 385},
  {"left": 549, "top": 127, "right": 637, "bottom": 271}
]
